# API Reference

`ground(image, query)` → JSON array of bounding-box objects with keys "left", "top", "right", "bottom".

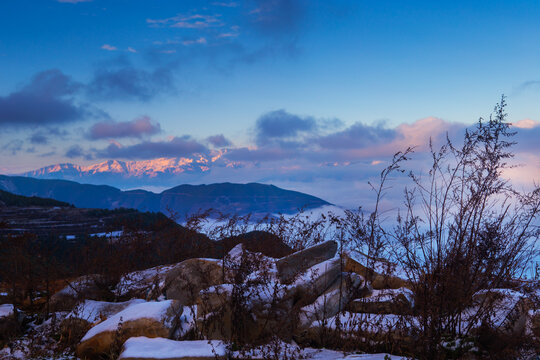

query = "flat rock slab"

[
  {"left": 276, "top": 241, "right": 338, "bottom": 284},
  {"left": 118, "top": 337, "right": 226, "bottom": 360}
]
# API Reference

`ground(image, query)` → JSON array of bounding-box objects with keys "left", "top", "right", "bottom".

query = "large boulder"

[
  {"left": 77, "top": 300, "right": 183, "bottom": 359},
  {"left": 276, "top": 241, "right": 338, "bottom": 284},
  {"left": 118, "top": 337, "right": 226, "bottom": 360},
  {"left": 115, "top": 264, "right": 176, "bottom": 300},
  {"left": 347, "top": 287, "right": 413, "bottom": 315},
  {"left": 50, "top": 274, "right": 112, "bottom": 311},
  {"left": 164, "top": 259, "right": 224, "bottom": 305},
  {"left": 61, "top": 299, "right": 146, "bottom": 346}
]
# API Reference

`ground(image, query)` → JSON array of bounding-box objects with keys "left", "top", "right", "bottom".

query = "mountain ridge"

[{"left": 0, "top": 175, "right": 331, "bottom": 219}]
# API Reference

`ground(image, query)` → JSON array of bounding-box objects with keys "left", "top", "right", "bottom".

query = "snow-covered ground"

[{"left": 117, "top": 336, "right": 409, "bottom": 360}]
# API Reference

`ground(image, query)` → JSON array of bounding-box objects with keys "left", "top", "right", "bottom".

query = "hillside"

[
  {"left": 0, "top": 189, "right": 71, "bottom": 208},
  {"left": 0, "top": 175, "right": 330, "bottom": 219}
]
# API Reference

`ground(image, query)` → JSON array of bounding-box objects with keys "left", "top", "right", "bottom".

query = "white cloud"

[
  {"left": 58, "top": 0, "right": 92, "bottom": 3},
  {"left": 182, "top": 37, "right": 207, "bottom": 46},
  {"left": 101, "top": 44, "right": 118, "bottom": 51},
  {"left": 147, "top": 14, "right": 224, "bottom": 29}
]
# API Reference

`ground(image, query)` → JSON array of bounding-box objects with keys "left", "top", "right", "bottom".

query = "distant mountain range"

[
  {"left": 0, "top": 175, "right": 330, "bottom": 219},
  {"left": 20, "top": 158, "right": 214, "bottom": 188}
]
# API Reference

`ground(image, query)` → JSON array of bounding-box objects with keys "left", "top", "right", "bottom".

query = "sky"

[{"left": 0, "top": 0, "right": 540, "bottom": 207}]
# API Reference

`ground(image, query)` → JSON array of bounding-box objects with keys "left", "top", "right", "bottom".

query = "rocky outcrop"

[{"left": 76, "top": 300, "right": 183, "bottom": 359}]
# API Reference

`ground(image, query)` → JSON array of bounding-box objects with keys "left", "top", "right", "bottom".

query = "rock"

[
  {"left": 0, "top": 304, "right": 20, "bottom": 346},
  {"left": 50, "top": 274, "right": 112, "bottom": 311},
  {"left": 164, "top": 258, "right": 224, "bottom": 305},
  {"left": 288, "top": 257, "right": 343, "bottom": 306},
  {"left": 472, "top": 288, "right": 531, "bottom": 336},
  {"left": 115, "top": 264, "right": 177, "bottom": 300},
  {"left": 67, "top": 299, "right": 147, "bottom": 324},
  {"left": 218, "top": 230, "right": 293, "bottom": 258},
  {"left": 61, "top": 298, "right": 148, "bottom": 344},
  {"left": 76, "top": 300, "right": 183, "bottom": 359},
  {"left": 118, "top": 336, "right": 226, "bottom": 360},
  {"left": 343, "top": 253, "right": 408, "bottom": 290},
  {"left": 276, "top": 241, "right": 338, "bottom": 284},
  {"left": 347, "top": 287, "right": 413, "bottom": 315},
  {"left": 298, "top": 272, "right": 368, "bottom": 327}
]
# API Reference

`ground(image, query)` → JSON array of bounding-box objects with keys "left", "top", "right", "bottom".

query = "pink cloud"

[{"left": 512, "top": 118, "right": 540, "bottom": 129}]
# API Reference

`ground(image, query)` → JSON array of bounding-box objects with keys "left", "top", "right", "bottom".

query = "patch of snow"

[
  {"left": 114, "top": 264, "right": 176, "bottom": 297},
  {"left": 311, "top": 311, "right": 415, "bottom": 333},
  {"left": 81, "top": 300, "right": 176, "bottom": 342},
  {"left": 89, "top": 230, "right": 123, "bottom": 238},
  {"left": 358, "top": 287, "right": 414, "bottom": 305},
  {"left": 67, "top": 299, "right": 145, "bottom": 323},
  {"left": 118, "top": 337, "right": 226, "bottom": 359},
  {"left": 176, "top": 305, "right": 198, "bottom": 337},
  {"left": 292, "top": 255, "right": 341, "bottom": 287},
  {"left": 0, "top": 303, "right": 14, "bottom": 318}
]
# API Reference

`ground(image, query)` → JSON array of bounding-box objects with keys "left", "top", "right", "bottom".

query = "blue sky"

[{"left": 1, "top": 0, "right": 539, "bottom": 206}]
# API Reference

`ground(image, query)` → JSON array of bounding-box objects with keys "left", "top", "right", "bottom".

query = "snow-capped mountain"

[{"left": 20, "top": 157, "right": 215, "bottom": 187}]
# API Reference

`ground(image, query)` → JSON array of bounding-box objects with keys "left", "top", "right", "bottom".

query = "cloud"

[
  {"left": 127, "top": 47, "right": 137, "bottom": 53},
  {"left": 516, "top": 80, "right": 540, "bottom": 92},
  {"left": 101, "top": 44, "right": 118, "bottom": 51},
  {"left": 226, "top": 147, "right": 295, "bottom": 162},
  {"left": 512, "top": 118, "right": 540, "bottom": 129},
  {"left": 57, "top": 0, "right": 92, "bottom": 3},
  {"left": 87, "top": 65, "right": 175, "bottom": 101},
  {"left": 207, "top": 134, "right": 232, "bottom": 147},
  {"left": 248, "top": 0, "right": 307, "bottom": 36},
  {"left": 95, "top": 136, "right": 208, "bottom": 159},
  {"left": 29, "top": 133, "right": 49, "bottom": 145},
  {"left": 2, "top": 140, "right": 23, "bottom": 155},
  {"left": 255, "top": 109, "right": 316, "bottom": 144},
  {"left": 0, "top": 69, "right": 89, "bottom": 126},
  {"left": 317, "top": 122, "right": 395, "bottom": 150},
  {"left": 212, "top": 2, "right": 239, "bottom": 7},
  {"left": 182, "top": 37, "right": 207, "bottom": 46},
  {"left": 147, "top": 14, "right": 224, "bottom": 29},
  {"left": 65, "top": 145, "right": 85, "bottom": 158},
  {"left": 88, "top": 116, "right": 161, "bottom": 139}
]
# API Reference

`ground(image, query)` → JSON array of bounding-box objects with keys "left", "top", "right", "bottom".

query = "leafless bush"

[{"left": 385, "top": 97, "right": 540, "bottom": 358}]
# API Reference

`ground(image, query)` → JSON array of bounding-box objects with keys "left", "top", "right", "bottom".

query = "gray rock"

[{"left": 276, "top": 241, "right": 338, "bottom": 284}]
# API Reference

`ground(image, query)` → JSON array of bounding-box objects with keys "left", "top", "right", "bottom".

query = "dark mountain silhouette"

[{"left": 0, "top": 175, "right": 330, "bottom": 219}]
